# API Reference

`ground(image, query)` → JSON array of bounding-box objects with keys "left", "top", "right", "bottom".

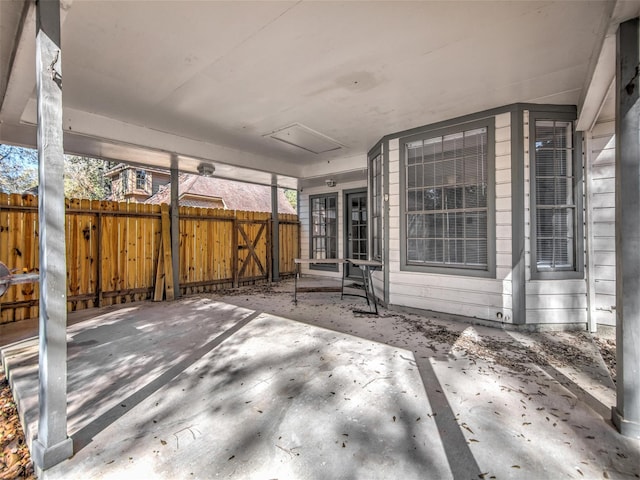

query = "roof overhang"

[
  {"left": 576, "top": 0, "right": 640, "bottom": 130},
  {"left": 0, "top": 0, "right": 632, "bottom": 187}
]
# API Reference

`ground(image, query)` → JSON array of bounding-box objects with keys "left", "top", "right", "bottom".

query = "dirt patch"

[
  {"left": 0, "top": 371, "right": 35, "bottom": 480},
  {"left": 398, "top": 314, "right": 612, "bottom": 378}
]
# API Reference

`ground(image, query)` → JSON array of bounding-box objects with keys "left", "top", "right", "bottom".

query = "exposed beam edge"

[
  {"left": 18, "top": 103, "right": 302, "bottom": 179},
  {"left": 577, "top": 0, "right": 640, "bottom": 131},
  {"left": 0, "top": 121, "right": 300, "bottom": 190},
  {"left": 0, "top": 0, "right": 74, "bottom": 123},
  {"left": 0, "top": 0, "right": 36, "bottom": 121},
  {"left": 577, "top": 35, "right": 616, "bottom": 131}
]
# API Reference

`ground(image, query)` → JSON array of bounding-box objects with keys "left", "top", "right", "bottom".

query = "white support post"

[
  {"left": 612, "top": 17, "right": 640, "bottom": 439},
  {"left": 31, "top": 0, "right": 73, "bottom": 470}
]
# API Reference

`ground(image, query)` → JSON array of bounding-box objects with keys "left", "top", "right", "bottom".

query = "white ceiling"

[{"left": 0, "top": 0, "right": 632, "bottom": 186}]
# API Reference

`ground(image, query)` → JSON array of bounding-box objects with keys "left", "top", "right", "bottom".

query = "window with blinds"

[
  {"left": 370, "top": 151, "right": 383, "bottom": 260},
  {"left": 310, "top": 194, "right": 338, "bottom": 269},
  {"left": 532, "top": 119, "right": 576, "bottom": 272},
  {"left": 405, "top": 127, "right": 488, "bottom": 268}
]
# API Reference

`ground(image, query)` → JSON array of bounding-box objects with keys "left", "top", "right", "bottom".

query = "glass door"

[{"left": 345, "top": 190, "right": 367, "bottom": 278}]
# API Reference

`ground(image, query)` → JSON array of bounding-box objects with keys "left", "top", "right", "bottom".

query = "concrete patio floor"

[{"left": 1, "top": 277, "right": 639, "bottom": 479}]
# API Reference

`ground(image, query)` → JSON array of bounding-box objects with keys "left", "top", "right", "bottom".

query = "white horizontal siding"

[
  {"left": 591, "top": 177, "right": 615, "bottom": 194},
  {"left": 390, "top": 271, "right": 505, "bottom": 293},
  {"left": 495, "top": 210, "right": 511, "bottom": 225},
  {"left": 591, "top": 237, "right": 614, "bottom": 252},
  {"left": 594, "top": 295, "right": 616, "bottom": 311},
  {"left": 495, "top": 112, "right": 510, "bottom": 129},
  {"left": 525, "top": 293, "right": 588, "bottom": 310},
  {"left": 495, "top": 168, "right": 511, "bottom": 184},
  {"left": 591, "top": 221, "right": 615, "bottom": 238},
  {"left": 525, "top": 279, "right": 587, "bottom": 295},
  {"left": 594, "top": 279, "right": 615, "bottom": 295},
  {"left": 586, "top": 120, "right": 616, "bottom": 327},
  {"left": 594, "top": 265, "right": 616, "bottom": 282},
  {"left": 593, "top": 310, "right": 615, "bottom": 325},
  {"left": 525, "top": 309, "right": 587, "bottom": 324},
  {"left": 593, "top": 251, "right": 615, "bottom": 266},
  {"left": 392, "top": 293, "right": 513, "bottom": 322},
  {"left": 590, "top": 207, "right": 614, "bottom": 223},
  {"left": 372, "top": 274, "right": 384, "bottom": 302}
]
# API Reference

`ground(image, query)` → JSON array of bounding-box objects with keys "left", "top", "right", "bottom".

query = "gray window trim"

[
  {"left": 383, "top": 139, "right": 390, "bottom": 305},
  {"left": 528, "top": 111, "right": 584, "bottom": 280},
  {"left": 309, "top": 192, "right": 339, "bottom": 272},
  {"left": 399, "top": 117, "right": 496, "bottom": 278},
  {"left": 367, "top": 103, "right": 574, "bottom": 160},
  {"left": 368, "top": 145, "right": 383, "bottom": 262},
  {"left": 511, "top": 106, "right": 526, "bottom": 324}
]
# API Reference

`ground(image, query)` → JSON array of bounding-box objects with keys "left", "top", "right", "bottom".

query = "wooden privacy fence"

[{"left": 0, "top": 193, "right": 300, "bottom": 324}]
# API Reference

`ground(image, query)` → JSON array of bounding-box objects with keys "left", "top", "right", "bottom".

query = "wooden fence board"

[
  {"left": 160, "top": 204, "right": 175, "bottom": 301},
  {"left": 0, "top": 195, "right": 298, "bottom": 323},
  {"left": 24, "top": 194, "right": 39, "bottom": 319}
]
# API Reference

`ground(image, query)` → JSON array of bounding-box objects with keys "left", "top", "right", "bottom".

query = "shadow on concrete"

[
  {"left": 417, "top": 358, "right": 483, "bottom": 480},
  {"left": 72, "top": 310, "right": 261, "bottom": 452}
]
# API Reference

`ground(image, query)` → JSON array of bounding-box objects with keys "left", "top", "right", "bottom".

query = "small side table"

[{"left": 347, "top": 259, "right": 383, "bottom": 315}]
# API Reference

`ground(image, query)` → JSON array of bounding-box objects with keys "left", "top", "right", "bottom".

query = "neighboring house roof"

[{"left": 145, "top": 174, "right": 296, "bottom": 214}]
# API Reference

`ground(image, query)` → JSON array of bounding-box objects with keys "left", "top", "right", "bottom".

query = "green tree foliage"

[
  {"left": 0, "top": 144, "right": 112, "bottom": 199},
  {"left": 284, "top": 189, "right": 298, "bottom": 210},
  {"left": 64, "top": 155, "right": 112, "bottom": 200},
  {"left": 0, "top": 145, "right": 38, "bottom": 194}
]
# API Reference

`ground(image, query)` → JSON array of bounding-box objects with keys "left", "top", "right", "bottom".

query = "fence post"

[
  {"left": 96, "top": 211, "right": 103, "bottom": 307},
  {"left": 232, "top": 216, "right": 239, "bottom": 288},
  {"left": 160, "top": 204, "right": 175, "bottom": 301}
]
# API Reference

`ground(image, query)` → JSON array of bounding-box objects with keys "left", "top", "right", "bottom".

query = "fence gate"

[{"left": 235, "top": 215, "right": 270, "bottom": 285}]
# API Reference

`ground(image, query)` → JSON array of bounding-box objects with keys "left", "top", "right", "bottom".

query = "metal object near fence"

[{"left": 0, "top": 261, "right": 39, "bottom": 298}]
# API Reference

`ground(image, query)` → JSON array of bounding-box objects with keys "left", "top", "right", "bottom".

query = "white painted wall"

[
  {"left": 586, "top": 120, "right": 616, "bottom": 327},
  {"left": 523, "top": 111, "right": 588, "bottom": 325},
  {"left": 386, "top": 113, "right": 514, "bottom": 323},
  {"left": 299, "top": 180, "right": 367, "bottom": 278}
]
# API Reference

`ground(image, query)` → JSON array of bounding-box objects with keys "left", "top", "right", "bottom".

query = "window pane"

[
  {"left": 554, "top": 238, "right": 572, "bottom": 268},
  {"left": 404, "top": 125, "right": 488, "bottom": 269},
  {"left": 466, "top": 239, "right": 487, "bottom": 266},
  {"left": 329, "top": 238, "right": 337, "bottom": 258},
  {"left": 536, "top": 150, "right": 555, "bottom": 176},
  {"left": 444, "top": 186, "right": 463, "bottom": 210},
  {"left": 536, "top": 178, "right": 556, "bottom": 206},
  {"left": 445, "top": 239, "right": 464, "bottom": 264},
  {"left": 534, "top": 119, "right": 576, "bottom": 272},
  {"left": 407, "top": 142, "right": 422, "bottom": 165},
  {"left": 311, "top": 194, "right": 338, "bottom": 261},
  {"left": 370, "top": 152, "right": 383, "bottom": 260},
  {"left": 423, "top": 138, "right": 442, "bottom": 163}
]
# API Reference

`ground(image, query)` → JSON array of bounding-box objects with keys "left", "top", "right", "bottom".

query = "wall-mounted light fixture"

[
  {"left": 325, "top": 179, "right": 336, "bottom": 188},
  {"left": 197, "top": 162, "right": 215, "bottom": 177}
]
